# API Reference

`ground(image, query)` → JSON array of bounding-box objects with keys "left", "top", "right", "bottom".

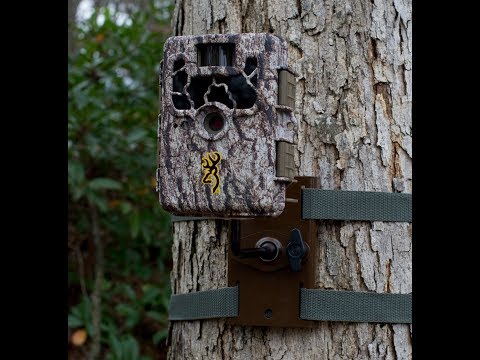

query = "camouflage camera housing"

[{"left": 157, "top": 33, "right": 297, "bottom": 217}]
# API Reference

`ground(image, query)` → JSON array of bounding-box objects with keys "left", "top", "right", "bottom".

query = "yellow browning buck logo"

[{"left": 201, "top": 151, "right": 221, "bottom": 194}]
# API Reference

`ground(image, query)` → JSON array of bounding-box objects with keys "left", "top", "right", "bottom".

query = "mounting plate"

[{"left": 227, "top": 176, "right": 318, "bottom": 327}]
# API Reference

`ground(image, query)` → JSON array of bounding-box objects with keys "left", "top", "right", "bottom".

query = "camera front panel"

[{"left": 157, "top": 33, "right": 297, "bottom": 217}]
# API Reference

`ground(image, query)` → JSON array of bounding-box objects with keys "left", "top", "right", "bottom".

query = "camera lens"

[{"left": 204, "top": 112, "right": 225, "bottom": 134}]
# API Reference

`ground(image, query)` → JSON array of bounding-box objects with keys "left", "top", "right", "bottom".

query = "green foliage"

[
  {"left": 68, "top": 279, "right": 170, "bottom": 357},
  {"left": 68, "top": 2, "right": 173, "bottom": 358}
]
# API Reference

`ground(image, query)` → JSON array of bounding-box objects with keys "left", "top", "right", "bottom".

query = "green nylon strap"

[
  {"left": 168, "top": 286, "right": 411, "bottom": 323},
  {"left": 170, "top": 215, "right": 208, "bottom": 222},
  {"left": 168, "top": 286, "right": 239, "bottom": 320},
  {"left": 302, "top": 189, "right": 412, "bottom": 222},
  {"left": 170, "top": 189, "right": 412, "bottom": 223},
  {"left": 300, "top": 288, "right": 411, "bottom": 324}
]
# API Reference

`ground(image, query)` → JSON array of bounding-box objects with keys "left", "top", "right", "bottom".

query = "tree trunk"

[{"left": 167, "top": 0, "right": 412, "bottom": 358}]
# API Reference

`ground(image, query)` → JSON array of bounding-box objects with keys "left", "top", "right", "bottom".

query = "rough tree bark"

[{"left": 167, "top": 0, "right": 412, "bottom": 359}]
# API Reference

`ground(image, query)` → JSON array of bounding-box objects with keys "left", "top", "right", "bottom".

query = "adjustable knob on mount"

[{"left": 286, "top": 228, "right": 308, "bottom": 272}]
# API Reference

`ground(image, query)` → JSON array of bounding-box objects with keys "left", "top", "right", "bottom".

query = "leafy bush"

[{"left": 68, "top": 3, "right": 173, "bottom": 358}]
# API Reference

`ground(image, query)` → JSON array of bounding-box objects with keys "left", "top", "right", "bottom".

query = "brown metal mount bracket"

[{"left": 227, "top": 176, "right": 318, "bottom": 327}]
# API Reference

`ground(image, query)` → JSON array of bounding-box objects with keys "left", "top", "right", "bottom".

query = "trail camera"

[{"left": 157, "top": 33, "right": 297, "bottom": 217}]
